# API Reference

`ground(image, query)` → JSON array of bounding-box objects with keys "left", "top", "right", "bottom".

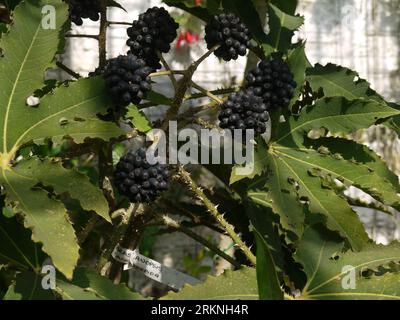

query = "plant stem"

[
  {"left": 99, "top": 203, "right": 138, "bottom": 272},
  {"left": 107, "top": 21, "right": 132, "bottom": 26},
  {"left": 178, "top": 166, "right": 257, "bottom": 266},
  {"left": 191, "top": 81, "right": 224, "bottom": 104},
  {"left": 65, "top": 34, "right": 99, "bottom": 40},
  {"left": 160, "top": 214, "right": 242, "bottom": 268},
  {"left": 107, "top": 204, "right": 153, "bottom": 283},
  {"left": 98, "top": 0, "right": 108, "bottom": 69},
  {"left": 161, "top": 46, "right": 220, "bottom": 130},
  {"left": 184, "top": 87, "right": 239, "bottom": 101},
  {"left": 56, "top": 61, "right": 81, "bottom": 79},
  {"left": 158, "top": 52, "right": 178, "bottom": 91}
]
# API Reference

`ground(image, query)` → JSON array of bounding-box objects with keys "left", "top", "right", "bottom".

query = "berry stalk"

[{"left": 178, "top": 166, "right": 257, "bottom": 266}]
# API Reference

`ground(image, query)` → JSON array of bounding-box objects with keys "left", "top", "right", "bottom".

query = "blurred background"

[{"left": 53, "top": 0, "right": 399, "bottom": 294}]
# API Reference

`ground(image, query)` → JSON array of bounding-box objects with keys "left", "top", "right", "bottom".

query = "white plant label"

[{"left": 112, "top": 244, "right": 201, "bottom": 290}]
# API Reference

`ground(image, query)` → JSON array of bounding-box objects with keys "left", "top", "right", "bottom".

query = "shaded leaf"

[
  {"left": 1, "top": 161, "right": 80, "bottom": 279},
  {"left": 296, "top": 226, "right": 400, "bottom": 300},
  {"left": 0, "top": 214, "right": 43, "bottom": 271},
  {"left": 254, "top": 228, "right": 283, "bottom": 300},
  {"left": 4, "top": 271, "right": 54, "bottom": 300},
  {"left": 57, "top": 267, "right": 142, "bottom": 300}
]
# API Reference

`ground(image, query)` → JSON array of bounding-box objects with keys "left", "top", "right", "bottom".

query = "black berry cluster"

[
  {"left": 126, "top": 7, "right": 179, "bottom": 70},
  {"left": 67, "top": 0, "right": 101, "bottom": 26},
  {"left": 205, "top": 13, "right": 251, "bottom": 61},
  {"left": 114, "top": 148, "right": 171, "bottom": 203},
  {"left": 103, "top": 54, "right": 152, "bottom": 107},
  {"left": 245, "top": 53, "right": 297, "bottom": 111},
  {"left": 218, "top": 89, "right": 269, "bottom": 135}
]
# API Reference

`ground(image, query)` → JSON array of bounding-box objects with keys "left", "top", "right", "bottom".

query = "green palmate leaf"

[
  {"left": 296, "top": 226, "right": 400, "bottom": 300},
  {"left": 287, "top": 42, "right": 307, "bottom": 109},
  {"left": 4, "top": 271, "right": 55, "bottom": 300},
  {"left": 275, "top": 97, "right": 400, "bottom": 146},
  {"left": 248, "top": 154, "right": 305, "bottom": 238},
  {"left": 2, "top": 77, "right": 124, "bottom": 159},
  {"left": 222, "top": 0, "right": 268, "bottom": 43},
  {"left": 262, "top": 3, "right": 304, "bottom": 56},
  {"left": 126, "top": 105, "right": 152, "bottom": 133},
  {"left": 272, "top": 146, "right": 400, "bottom": 210},
  {"left": 250, "top": 147, "right": 369, "bottom": 250},
  {"left": 305, "top": 137, "right": 400, "bottom": 193},
  {"left": 0, "top": 0, "right": 123, "bottom": 164},
  {"left": 163, "top": 267, "right": 258, "bottom": 300},
  {"left": 57, "top": 267, "right": 142, "bottom": 300},
  {"left": 10, "top": 157, "right": 111, "bottom": 221},
  {"left": 0, "top": 214, "right": 44, "bottom": 271},
  {"left": 306, "top": 63, "right": 384, "bottom": 101},
  {"left": 254, "top": 228, "right": 283, "bottom": 300},
  {"left": 0, "top": 0, "right": 67, "bottom": 157},
  {"left": 1, "top": 160, "right": 82, "bottom": 279},
  {"left": 249, "top": 97, "right": 400, "bottom": 249}
]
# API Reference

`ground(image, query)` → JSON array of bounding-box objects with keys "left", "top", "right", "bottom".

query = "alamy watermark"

[
  {"left": 41, "top": 5, "right": 56, "bottom": 29},
  {"left": 145, "top": 121, "right": 257, "bottom": 176},
  {"left": 41, "top": 264, "right": 56, "bottom": 290},
  {"left": 341, "top": 265, "right": 357, "bottom": 290}
]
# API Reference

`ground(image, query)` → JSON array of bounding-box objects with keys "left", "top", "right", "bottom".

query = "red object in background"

[
  {"left": 176, "top": 30, "right": 200, "bottom": 49},
  {"left": 195, "top": 0, "right": 202, "bottom": 6}
]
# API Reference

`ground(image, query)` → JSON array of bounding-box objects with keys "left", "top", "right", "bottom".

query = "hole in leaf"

[{"left": 59, "top": 118, "right": 69, "bottom": 126}]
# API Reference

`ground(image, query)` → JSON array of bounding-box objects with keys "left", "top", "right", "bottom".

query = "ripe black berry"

[
  {"left": 114, "top": 148, "right": 171, "bottom": 203},
  {"left": 218, "top": 89, "right": 269, "bottom": 135},
  {"left": 67, "top": 0, "right": 101, "bottom": 26},
  {"left": 103, "top": 54, "right": 152, "bottom": 107},
  {"left": 245, "top": 53, "right": 297, "bottom": 111},
  {"left": 126, "top": 7, "right": 179, "bottom": 70},
  {"left": 205, "top": 13, "right": 251, "bottom": 61}
]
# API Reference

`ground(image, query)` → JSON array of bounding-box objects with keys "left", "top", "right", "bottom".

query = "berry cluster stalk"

[{"left": 178, "top": 166, "right": 257, "bottom": 266}]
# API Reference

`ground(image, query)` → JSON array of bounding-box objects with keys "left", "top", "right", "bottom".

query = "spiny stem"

[
  {"left": 191, "top": 81, "right": 224, "bottom": 104},
  {"left": 193, "top": 45, "right": 220, "bottom": 69},
  {"left": 184, "top": 87, "right": 239, "bottom": 101},
  {"left": 160, "top": 214, "right": 242, "bottom": 268},
  {"left": 161, "top": 46, "right": 220, "bottom": 130},
  {"left": 178, "top": 166, "right": 257, "bottom": 266},
  {"left": 158, "top": 52, "right": 178, "bottom": 91}
]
